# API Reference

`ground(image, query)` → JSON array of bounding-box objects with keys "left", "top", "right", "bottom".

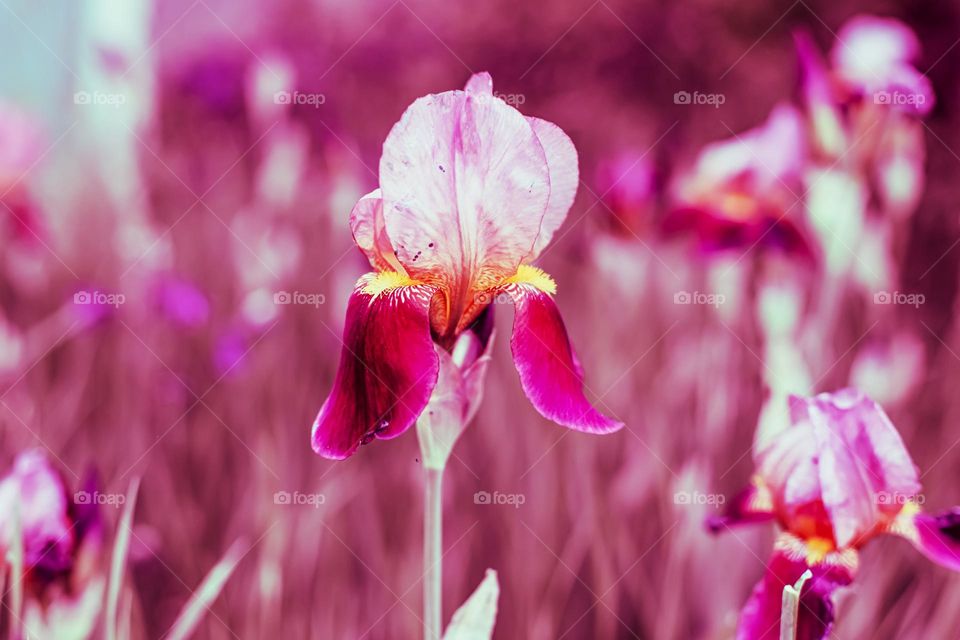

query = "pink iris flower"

[
  {"left": 831, "top": 16, "right": 934, "bottom": 116},
  {"left": 0, "top": 450, "right": 102, "bottom": 596},
  {"left": 709, "top": 389, "right": 960, "bottom": 640},
  {"left": 663, "top": 105, "right": 813, "bottom": 259},
  {"left": 311, "top": 73, "right": 622, "bottom": 460}
]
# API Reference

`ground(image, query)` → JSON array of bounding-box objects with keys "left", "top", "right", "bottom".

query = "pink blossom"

[
  {"left": 831, "top": 15, "right": 933, "bottom": 116},
  {"left": 710, "top": 389, "right": 960, "bottom": 639},
  {"left": 312, "top": 72, "right": 621, "bottom": 460},
  {"left": 664, "top": 105, "right": 813, "bottom": 258}
]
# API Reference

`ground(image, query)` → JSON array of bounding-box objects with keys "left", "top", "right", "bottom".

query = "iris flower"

[
  {"left": 709, "top": 389, "right": 960, "bottom": 639},
  {"left": 312, "top": 72, "right": 622, "bottom": 460},
  {"left": 831, "top": 16, "right": 934, "bottom": 116},
  {"left": 663, "top": 105, "right": 813, "bottom": 259},
  {"left": 0, "top": 450, "right": 104, "bottom": 640}
]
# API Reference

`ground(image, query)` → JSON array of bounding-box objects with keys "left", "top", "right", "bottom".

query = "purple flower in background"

[
  {"left": 710, "top": 389, "right": 960, "bottom": 639},
  {"left": 153, "top": 275, "right": 210, "bottom": 328},
  {"left": 0, "top": 450, "right": 102, "bottom": 591},
  {"left": 311, "top": 72, "right": 622, "bottom": 460},
  {"left": 0, "top": 451, "right": 105, "bottom": 640},
  {"left": 831, "top": 15, "right": 934, "bottom": 116},
  {"left": 594, "top": 151, "right": 658, "bottom": 238},
  {"left": 664, "top": 105, "right": 813, "bottom": 258}
]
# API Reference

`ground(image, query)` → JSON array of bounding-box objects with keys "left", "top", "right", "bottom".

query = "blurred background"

[{"left": 1, "top": 0, "right": 959, "bottom": 637}]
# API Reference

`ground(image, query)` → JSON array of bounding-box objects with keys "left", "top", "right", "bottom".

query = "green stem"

[{"left": 424, "top": 466, "right": 444, "bottom": 640}]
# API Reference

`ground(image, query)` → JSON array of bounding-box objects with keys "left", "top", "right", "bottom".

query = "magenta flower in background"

[
  {"left": 0, "top": 450, "right": 104, "bottom": 639},
  {"left": 0, "top": 450, "right": 77, "bottom": 579},
  {"left": 831, "top": 15, "right": 934, "bottom": 116},
  {"left": 312, "top": 72, "right": 622, "bottom": 460},
  {"left": 152, "top": 274, "right": 211, "bottom": 328},
  {"left": 0, "top": 101, "right": 45, "bottom": 246},
  {"left": 663, "top": 105, "right": 813, "bottom": 259},
  {"left": 709, "top": 389, "right": 960, "bottom": 639},
  {"left": 594, "top": 151, "right": 658, "bottom": 238}
]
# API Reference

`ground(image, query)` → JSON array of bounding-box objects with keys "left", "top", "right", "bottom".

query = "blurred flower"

[
  {"left": 850, "top": 332, "right": 925, "bottom": 407},
  {"left": 312, "top": 72, "right": 621, "bottom": 460},
  {"left": 0, "top": 450, "right": 104, "bottom": 640},
  {"left": 796, "top": 17, "right": 931, "bottom": 221},
  {"left": 710, "top": 389, "right": 960, "bottom": 639},
  {"left": 594, "top": 151, "right": 657, "bottom": 238},
  {"left": 0, "top": 101, "right": 46, "bottom": 248},
  {"left": 153, "top": 275, "right": 210, "bottom": 328},
  {"left": 664, "top": 105, "right": 813, "bottom": 259},
  {"left": 0, "top": 313, "right": 24, "bottom": 376},
  {"left": 831, "top": 16, "right": 934, "bottom": 116},
  {"left": 0, "top": 101, "right": 43, "bottom": 191}
]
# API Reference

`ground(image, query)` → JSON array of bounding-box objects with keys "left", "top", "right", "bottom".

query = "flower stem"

[
  {"left": 780, "top": 569, "right": 812, "bottom": 640},
  {"left": 424, "top": 466, "right": 444, "bottom": 640}
]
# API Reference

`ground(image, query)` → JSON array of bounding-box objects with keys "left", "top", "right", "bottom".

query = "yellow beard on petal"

[
  {"left": 805, "top": 536, "right": 835, "bottom": 564},
  {"left": 886, "top": 501, "right": 922, "bottom": 542},
  {"left": 361, "top": 270, "right": 421, "bottom": 299},
  {"left": 502, "top": 264, "right": 557, "bottom": 295}
]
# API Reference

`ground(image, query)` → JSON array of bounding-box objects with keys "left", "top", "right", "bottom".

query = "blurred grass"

[{"left": 1, "top": 0, "right": 960, "bottom": 637}]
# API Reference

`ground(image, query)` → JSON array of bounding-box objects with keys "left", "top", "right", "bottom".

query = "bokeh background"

[{"left": 1, "top": 0, "right": 959, "bottom": 637}]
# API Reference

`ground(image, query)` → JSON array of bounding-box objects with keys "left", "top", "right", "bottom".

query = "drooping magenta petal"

[
  {"left": 311, "top": 274, "right": 439, "bottom": 459},
  {"left": 893, "top": 507, "right": 960, "bottom": 571},
  {"left": 378, "top": 87, "right": 550, "bottom": 298},
  {"left": 504, "top": 283, "right": 622, "bottom": 433},
  {"left": 736, "top": 534, "right": 856, "bottom": 640},
  {"left": 526, "top": 117, "right": 579, "bottom": 260},
  {"left": 707, "top": 479, "right": 775, "bottom": 533}
]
